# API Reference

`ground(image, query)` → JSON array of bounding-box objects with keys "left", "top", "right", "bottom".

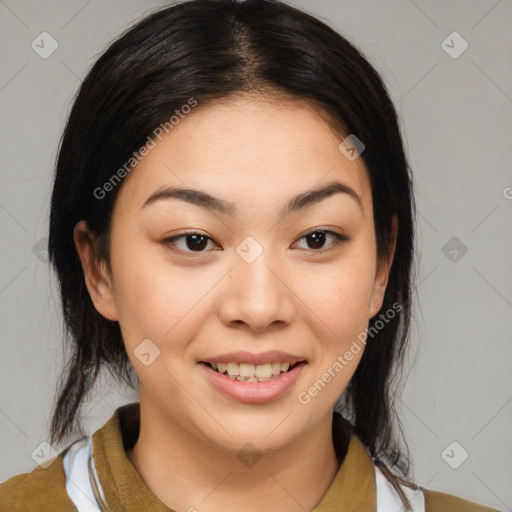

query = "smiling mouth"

[{"left": 201, "top": 361, "right": 302, "bottom": 382}]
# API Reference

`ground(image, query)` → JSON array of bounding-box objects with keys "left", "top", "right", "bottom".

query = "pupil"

[
  {"left": 308, "top": 232, "right": 325, "bottom": 249},
  {"left": 186, "top": 234, "right": 208, "bottom": 251}
]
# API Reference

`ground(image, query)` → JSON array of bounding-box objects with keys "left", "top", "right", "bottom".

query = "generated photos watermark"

[
  {"left": 297, "top": 302, "right": 402, "bottom": 405},
  {"left": 93, "top": 98, "right": 198, "bottom": 200}
]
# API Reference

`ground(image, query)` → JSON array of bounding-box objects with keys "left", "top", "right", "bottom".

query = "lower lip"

[{"left": 199, "top": 362, "right": 307, "bottom": 404}]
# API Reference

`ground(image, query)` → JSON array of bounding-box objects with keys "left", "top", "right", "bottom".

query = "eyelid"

[
  {"left": 292, "top": 228, "right": 351, "bottom": 252},
  {"left": 296, "top": 226, "right": 350, "bottom": 241},
  {"left": 162, "top": 230, "right": 220, "bottom": 257}
]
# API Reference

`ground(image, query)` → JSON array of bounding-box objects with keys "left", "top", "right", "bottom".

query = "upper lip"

[{"left": 201, "top": 351, "right": 306, "bottom": 366}]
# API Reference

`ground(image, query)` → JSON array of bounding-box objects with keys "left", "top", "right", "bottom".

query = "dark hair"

[{"left": 48, "top": 0, "right": 418, "bottom": 504}]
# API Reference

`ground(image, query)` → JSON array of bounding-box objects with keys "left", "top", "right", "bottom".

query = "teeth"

[
  {"left": 239, "top": 363, "right": 255, "bottom": 377},
  {"left": 227, "top": 363, "right": 240, "bottom": 376},
  {"left": 255, "top": 363, "right": 273, "bottom": 378},
  {"left": 209, "top": 361, "right": 296, "bottom": 380},
  {"left": 237, "top": 375, "right": 257, "bottom": 382}
]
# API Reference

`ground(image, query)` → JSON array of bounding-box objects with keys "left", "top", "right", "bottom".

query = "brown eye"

[
  {"left": 305, "top": 231, "right": 327, "bottom": 250},
  {"left": 182, "top": 234, "right": 209, "bottom": 251},
  {"left": 163, "top": 232, "right": 218, "bottom": 255},
  {"left": 295, "top": 229, "right": 350, "bottom": 252}
]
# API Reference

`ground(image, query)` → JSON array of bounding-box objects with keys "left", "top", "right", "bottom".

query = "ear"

[
  {"left": 73, "top": 220, "right": 118, "bottom": 321},
  {"left": 368, "top": 215, "right": 398, "bottom": 320}
]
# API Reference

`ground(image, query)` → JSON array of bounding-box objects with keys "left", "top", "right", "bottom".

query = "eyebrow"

[{"left": 142, "top": 180, "right": 363, "bottom": 218}]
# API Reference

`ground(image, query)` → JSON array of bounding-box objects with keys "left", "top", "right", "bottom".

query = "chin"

[{"left": 200, "top": 408, "right": 309, "bottom": 451}]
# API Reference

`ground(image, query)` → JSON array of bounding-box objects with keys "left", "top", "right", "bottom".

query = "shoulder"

[
  {"left": 424, "top": 488, "right": 501, "bottom": 512},
  {"left": 0, "top": 452, "right": 76, "bottom": 511}
]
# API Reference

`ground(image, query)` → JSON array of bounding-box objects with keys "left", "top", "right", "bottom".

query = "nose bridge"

[
  {"left": 217, "top": 236, "right": 294, "bottom": 330},
  {"left": 234, "top": 237, "right": 282, "bottom": 302}
]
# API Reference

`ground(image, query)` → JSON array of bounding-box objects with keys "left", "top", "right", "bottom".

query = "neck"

[{"left": 126, "top": 396, "right": 346, "bottom": 512}]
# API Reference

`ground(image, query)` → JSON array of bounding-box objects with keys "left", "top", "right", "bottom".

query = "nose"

[{"left": 217, "top": 250, "right": 296, "bottom": 333}]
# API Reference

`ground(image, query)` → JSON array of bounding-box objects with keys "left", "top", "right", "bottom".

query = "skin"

[{"left": 74, "top": 93, "right": 397, "bottom": 512}]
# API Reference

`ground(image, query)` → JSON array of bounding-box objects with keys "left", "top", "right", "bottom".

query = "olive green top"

[{"left": 0, "top": 402, "right": 500, "bottom": 511}]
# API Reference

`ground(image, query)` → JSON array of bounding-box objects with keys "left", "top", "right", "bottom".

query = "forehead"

[{"left": 115, "top": 94, "right": 371, "bottom": 216}]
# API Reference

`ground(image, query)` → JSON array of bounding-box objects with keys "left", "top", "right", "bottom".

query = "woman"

[{"left": 0, "top": 0, "right": 500, "bottom": 510}]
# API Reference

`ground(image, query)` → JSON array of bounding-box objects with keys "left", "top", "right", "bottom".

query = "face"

[{"left": 75, "top": 94, "right": 396, "bottom": 454}]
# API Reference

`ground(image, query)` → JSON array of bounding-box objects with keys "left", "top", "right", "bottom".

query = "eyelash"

[{"left": 162, "top": 229, "right": 351, "bottom": 257}]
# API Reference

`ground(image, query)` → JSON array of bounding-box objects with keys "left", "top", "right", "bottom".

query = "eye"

[
  {"left": 293, "top": 229, "right": 351, "bottom": 252},
  {"left": 163, "top": 228, "right": 350, "bottom": 257},
  {"left": 163, "top": 232, "right": 219, "bottom": 256}
]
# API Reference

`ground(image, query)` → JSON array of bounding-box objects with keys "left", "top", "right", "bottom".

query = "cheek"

[
  {"left": 296, "top": 255, "right": 376, "bottom": 338},
  {"left": 109, "top": 237, "right": 180, "bottom": 336},
  {"left": 292, "top": 242, "right": 376, "bottom": 398},
  {"left": 110, "top": 237, "right": 222, "bottom": 350},
  {"left": 295, "top": 264, "right": 372, "bottom": 405}
]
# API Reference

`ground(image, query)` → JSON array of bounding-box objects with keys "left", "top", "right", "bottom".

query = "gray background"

[{"left": 1, "top": 0, "right": 511, "bottom": 510}]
